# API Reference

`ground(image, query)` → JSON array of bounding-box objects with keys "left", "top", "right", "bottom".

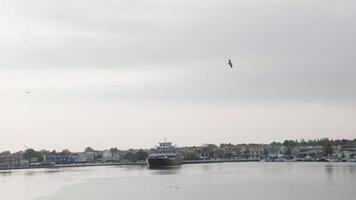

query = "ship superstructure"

[{"left": 147, "top": 142, "right": 182, "bottom": 168}]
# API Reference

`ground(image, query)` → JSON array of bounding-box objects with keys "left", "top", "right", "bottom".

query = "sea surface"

[{"left": 0, "top": 162, "right": 355, "bottom": 200}]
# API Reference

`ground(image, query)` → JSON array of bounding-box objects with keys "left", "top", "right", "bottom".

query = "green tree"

[
  {"left": 183, "top": 152, "right": 199, "bottom": 160},
  {"left": 215, "top": 149, "right": 225, "bottom": 159},
  {"left": 224, "top": 152, "right": 234, "bottom": 159},
  {"left": 124, "top": 151, "right": 135, "bottom": 161},
  {"left": 284, "top": 147, "right": 291, "bottom": 155},
  {"left": 263, "top": 148, "right": 269, "bottom": 157},
  {"left": 123, "top": 150, "right": 147, "bottom": 162},
  {"left": 283, "top": 140, "right": 297, "bottom": 147},
  {"left": 270, "top": 141, "right": 282, "bottom": 146},
  {"left": 202, "top": 144, "right": 216, "bottom": 158},
  {"left": 84, "top": 147, "right": 95, "bottom": 152},
  {"left": 94, "top": 153, "right": 103, "bottom": 160},
  {"left": 110, "top": 147, "right": 119, "bottom": 153},
  {"left": 323, "top": 141, "right": 333, "bottom": 156},
  {"left": 23, "top": 149, "right": 43, "bottom": 162},
  {"left": 135, "top": 149, "right": 148, "bottom": 161},
  {"left": 242, "top": 149, "right": 250, "bottom": 159}
]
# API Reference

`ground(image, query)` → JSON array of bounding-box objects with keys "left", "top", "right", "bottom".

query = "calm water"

[{"left": 0, "top": 162, "right": 355, "bottom": 200}]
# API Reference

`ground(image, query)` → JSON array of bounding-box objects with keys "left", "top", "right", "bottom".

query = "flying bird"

[
  {"left": 168, "top": 185, "right": 180, "bottom": 190},
  {"left": 24, "top": 90, "right": 35, "bottom": 95},
  {"left": 228, "top": 59, "right": 233, "bottom": 68}
]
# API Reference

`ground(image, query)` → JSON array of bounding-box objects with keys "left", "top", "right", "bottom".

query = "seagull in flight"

[
  {"left": 24, "top": 90, "right": 35, "bottom": 95},
  {"left": 228, "top": 59, "right": 233, "bottom": 68}
]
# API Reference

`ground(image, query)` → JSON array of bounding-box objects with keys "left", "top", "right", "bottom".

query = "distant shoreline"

[
  {"left": 1, "top": 159, "right": 355, "bottom": 171},
  {"left": 0, "top": 162, "right": 147, "bottom": 171}
]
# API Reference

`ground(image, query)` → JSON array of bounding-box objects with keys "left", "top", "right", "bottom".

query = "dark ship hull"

[{"left": 148, "top": 157, "right": 182, "bottom": 168}]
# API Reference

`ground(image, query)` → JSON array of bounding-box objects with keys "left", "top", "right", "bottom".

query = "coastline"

[
  {"left": 0, "top": 162, "right": 147, "bottom": 171},
  {"left": 2, "top": 158, "right": 355, "bottom": 171}
]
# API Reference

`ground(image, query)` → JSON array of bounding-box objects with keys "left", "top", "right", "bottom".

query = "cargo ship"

[{"left": 147, "top": 141, "right": 182, "bottom": 168}]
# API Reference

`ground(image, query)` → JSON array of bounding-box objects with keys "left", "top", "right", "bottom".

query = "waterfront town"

[{"left": 1, "top": 138, "right": 355, "bottom": 170}]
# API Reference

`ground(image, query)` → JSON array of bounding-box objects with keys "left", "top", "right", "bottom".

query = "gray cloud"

[{"left": 0, "top": 0, "right": 355, "bottom": 151}]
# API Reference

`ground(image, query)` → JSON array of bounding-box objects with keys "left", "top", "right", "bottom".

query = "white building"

[
  {"left": 102, "top": 150, "right": 113, "bottom": 162},
  {"left": 75, "top": 152, "right": 87, "bottom": 163}
]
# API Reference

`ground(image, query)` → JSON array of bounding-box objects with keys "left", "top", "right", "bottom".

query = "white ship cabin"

[
  {"left": 148, "top": 142, "right": 177, "bottom": 158},
  {"left": 159, "top": 142, "right": 173, "bottom": 148}
]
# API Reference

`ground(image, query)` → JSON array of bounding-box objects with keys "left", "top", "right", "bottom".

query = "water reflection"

[
  {"left": 25, "top": 171, "right": 37, "bottom": 176},
  {"left": 347, "top": 164, "right": 356, "bottom": 173},
  {"left": 43, "top": 170, "right": 62, "bottom": 174},
  {"left": 114, "top": 164, "right": 147, "bottom": 171},
  {"left": 149, "top": 166, "right": 181, "bottom": 175},
  {"left": 199, "top": 163, "right": 214, "bottom": 171},
  {"left": 324, "top": 163, "right": 356, "bottom": 180},
  {"left": 0, "top": 170, "right": 12, "bottom": 176},
  {"left": 22, "top": 167, "right": 93, "bottom": 176},
  {"left": 325, "top": 165, "right": 333, "bottom": 175}
]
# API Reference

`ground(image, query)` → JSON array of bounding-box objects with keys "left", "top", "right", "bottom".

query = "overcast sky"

[{"left": 0, "top": 0, "right": 355, "bottom": 152}]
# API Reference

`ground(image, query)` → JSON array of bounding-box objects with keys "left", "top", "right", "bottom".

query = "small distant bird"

[
  {"left": 168, "top": 185, "right": 180, "bottom": 190},
  {"left": 24, "top": 90, "right": 34, "bottom": 95},
  {"left": 228, "top": 59, "right": 233, "bottom": 68}
]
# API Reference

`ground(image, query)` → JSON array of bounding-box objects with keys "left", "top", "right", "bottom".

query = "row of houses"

[
  {"left": 0, "top": 149, "right": 124, "bottom": 169},
  {"left": 1, "top": 140, "right": 355, "bottom": 168},
  {"left": 177, "top": 144, "right": 267, "bottom": 160},
  {"left": 43, "top": 150, "right": 122, "bottom": 164},
  {"left": 0, "top": 151, "right": 29, "bottom": 169},
  {"left": 178, "top": 142, "right": 356, "bottom": 161}
]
